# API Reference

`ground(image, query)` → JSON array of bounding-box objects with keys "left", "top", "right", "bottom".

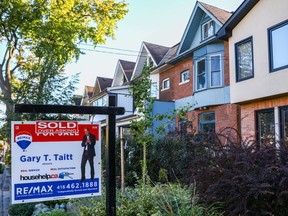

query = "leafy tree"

[
  {"left": 0, "top": 0, "right": 128, "bottom": 121},
  {"left": 130, "top": 64, "right": 154, "bottom": 184}
]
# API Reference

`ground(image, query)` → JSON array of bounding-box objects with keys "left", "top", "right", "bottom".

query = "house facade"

[
  {"left": 89, "top": 60, "right": 136, "bottom": 132},
  {"left": 218, "top": 0, "right": 288, "bottom": 143},
  {"left": 131, "top": 41, "right": 176, "bottom": 133},
  {"left": 157, "top": 1, "right": 239, "bottom": 134}
]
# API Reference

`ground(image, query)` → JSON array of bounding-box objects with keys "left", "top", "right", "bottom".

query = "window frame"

[
  {"left": 235, "top": 36, "right": 254, "bottom": 82},
  {"left": 256, "top": 108, "right": 275, "bottom": 145},
  {"left": 268, "top": 19, "right": 288, "bottom": 72},
  {"left": 198, "top": 111, "right": 215, "bottom": 132},
  {"left": 210, "top": 54, "right": 222, "bottom": 87},
  {"left": 161, "top": 78, "right": 170, "bottom": 91},
  {"left": 202, "top": 20, "right": 214, "bottom": 40},
  {"left": 196, "top": 58, "right": 206, "bottom": 91},
  {"left": 179, "top": 70, "right": 190, "bottom": 84},
  {"left": 280, "top": 106, "right": 288, "bottom": 141}
]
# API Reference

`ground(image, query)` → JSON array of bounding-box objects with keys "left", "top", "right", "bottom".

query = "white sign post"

[{"left": 11, "top": 121, "right": 101, "bottom": 204}]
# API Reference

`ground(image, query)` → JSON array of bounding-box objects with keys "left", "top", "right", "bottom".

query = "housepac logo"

[{"left": 16, "top": 132, "right": 32, "bottom": 150}]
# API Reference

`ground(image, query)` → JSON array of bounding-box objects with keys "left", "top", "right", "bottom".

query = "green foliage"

[
  {"left": 8, "top": 203, "right": 35, "bottom": 216},
  {"left": 0, "top": 0, "right": 128, "bottom": 126},
  {"left": 130, "top": 64, "right": 154, "bottom": 183},
  {"left": 38, "top": 210, "right": 75, "bottom": 216},
  {"left": 158, "top": 168, "right": 168, "bottom": 183},
  {"left": 130, "top": 64, "right": 155, "bottom": 143},
  {"left": 72, "top": 197, "right": 106, "bottom": 216},
  {"left": 153, "top": 183, "right": 223, "bottom": 216},
  {"left": 5, "top": 153, "right": 11, "bottom": 165},
  {"left": 73, "top": 183, "right": 222, "bottom": 216}
]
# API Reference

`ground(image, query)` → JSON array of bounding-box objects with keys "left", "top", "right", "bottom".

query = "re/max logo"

[{"left": 16, "top": 185, "right": 53, "bottom": 195}]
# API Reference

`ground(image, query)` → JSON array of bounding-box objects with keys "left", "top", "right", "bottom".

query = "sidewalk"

[{"left": 1, "top": 165, "right": 11, "bottom": 216}]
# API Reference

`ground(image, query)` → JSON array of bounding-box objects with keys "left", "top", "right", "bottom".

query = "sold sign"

[{"left": 35, "top": 121, "right": 79, "bottom": 134}]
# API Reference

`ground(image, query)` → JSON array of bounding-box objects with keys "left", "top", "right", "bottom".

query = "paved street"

[{"left": 0, "top": 165, "right": 11, "bottom": 216}]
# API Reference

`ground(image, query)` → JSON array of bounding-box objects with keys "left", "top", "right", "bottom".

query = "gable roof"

[
  {"left": 158, "top": 43, "right": 180, "bottom": 66},
  {"left": 97, "top": 77, "right": 113, "bottom": 91},
  {"left": 177, "top": 1, "right": 231, "bottom": 55},
  {"left": 119, "top": 60, "right": 135, "bottom": 81},
  {"left": 150, "top": 43, "right": 180, "bottom": 75},
  {"left": 217, "top": 0, "right": 259, "bottom": 40},
  {"left": 199, "top": 1, "right": 232, "bottom": 24},
  {"left": 86, "top": 85, "right": 94, "bottom": 98},
  {"left": 143, "top": 42, "right": 170, "bottom": 65},
  {"left": 131, "top": 41, "right": 170, "bottom": 80}
]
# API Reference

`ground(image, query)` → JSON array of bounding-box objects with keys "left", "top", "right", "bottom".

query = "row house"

[
  {"left": 78, "top": 85, "right": 94, "bottom": 120},
  {"left": 150, "top": 1, "right": 239, "bottom": 134},
  {"left": 131, "top": 41, "right": 177, "bottom": 133},
  {"left": 218, "top": 0, "right": 288, "bottom": 144},
  {"left": 89, "top": 60, "right": 136, "bottom": 134}
]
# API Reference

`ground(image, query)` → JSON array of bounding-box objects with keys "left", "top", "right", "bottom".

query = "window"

[
  {"left": 162, "top": 78, "right": 170, "bottom": 90},
  {"left": 280, "top": 106, "right": 288, "bottom": 141},
  {"left": 235, "top": 37, "right": 254, "bottom": 82},
  {"left": 195, "top": 54, "right": 223, "bottom": 91},
  {"left": 146, "top": 56, "right": 154, "bottom": 67},
  {"left": 256, "top": 109, "right": 275, "bottom": 145},
  {"left": 196, "top": 58, "right": 206, "bottom": 90},
  {"left": 151, "top": 82, "right": 157, "bottom": 98},
  {"left": 202, "top": 20, "right": 214, "bottom": 40},
  {"left": 180, "top": 70, "right": 190, "bottom": 84},
  {"left": 268, "top": 20, "right": 288, "bottom": 72},
  {"left": 94, "top": 96, "right": 107, "bottom": 106},
  {"left": 210, "top": 55, "right": 221, "bottom": 87},
  {"left": 199, "top": 112, "right": 215, "bottom": 132}
]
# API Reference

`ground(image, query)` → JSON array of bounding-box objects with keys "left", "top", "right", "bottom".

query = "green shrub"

[
  {"left": 8, "top": 203, "right": 35, "bottom": 216},
  {"left": 38, "top": 210, "right": 75, "bottom": 216},
  {"left": 72, "top": 183, "right": 223, "bottom": 216}
]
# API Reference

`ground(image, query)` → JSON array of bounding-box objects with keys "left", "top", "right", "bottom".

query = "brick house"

[
  {"left": 218, "top": 0, "right": 288, "bottom": 144},
  {"left": 153, "top": 1, "right": 239, "bottom": 134}
]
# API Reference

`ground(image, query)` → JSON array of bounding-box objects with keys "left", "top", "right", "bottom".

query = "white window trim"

[
  {"left": 196, "top": 58, "right": 206, "bottom": 91},
  {"left": 179, "top": 70, "right": 190, "bottom": 85},
  {"left": 202, "top": 20, "right": 214, "bottom": 40},
  {"left": 209, "top": 54, "right": 222, "bottom": 88},
  {"left": 161, "top": 78, "right": 170, "bottom": 91}
]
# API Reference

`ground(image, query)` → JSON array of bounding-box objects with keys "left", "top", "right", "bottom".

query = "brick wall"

[
  {"left": 177, "top": 104, "right": 239, "bottom": 134},
  {"left": 224, "top": 40, "right": 230, "bottom": 86},
  {"left": 240, "top": 96, "right": 288, "bottom": 140},
  {"left": 159, "top": 58, "right": 193, "bottom": 101}
]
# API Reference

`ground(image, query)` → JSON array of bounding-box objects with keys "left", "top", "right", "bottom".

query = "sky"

[{"left": 66, "top": 0, "right": 244, "bottom": 95}]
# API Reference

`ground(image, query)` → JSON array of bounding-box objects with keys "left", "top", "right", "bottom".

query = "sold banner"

[{"left": 11, "top": 121, "right": 101, "bottom": 204}]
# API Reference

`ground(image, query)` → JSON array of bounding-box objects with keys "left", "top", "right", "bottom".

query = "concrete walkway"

[{"left": 0, "top": 165, "right": 11, "bottom": 216}]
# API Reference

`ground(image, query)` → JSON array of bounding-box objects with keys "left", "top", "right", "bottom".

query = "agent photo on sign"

[{"left": 80, "top": 128, "right": 96, "bottom": 182}]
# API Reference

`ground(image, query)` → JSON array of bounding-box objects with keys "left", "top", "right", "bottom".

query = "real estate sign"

[{"left": 11, "top": 121, "right": 101, "bottom": 204}]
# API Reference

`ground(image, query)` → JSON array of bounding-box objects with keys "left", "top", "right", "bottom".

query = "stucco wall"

[{"left": 229, "top": 0, "right": 288, "bottom": 103}]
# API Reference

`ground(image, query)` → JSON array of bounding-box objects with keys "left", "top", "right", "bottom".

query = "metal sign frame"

[{"left": 14, "top": 94, "right": 124, "bottom": 216}]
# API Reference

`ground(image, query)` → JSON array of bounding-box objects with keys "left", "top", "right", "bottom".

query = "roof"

[
  {"left": 119, "top": 60, "right": 135, "bottom": 81},
  {"left": 158, "top": 43, "right": 180, "bottom": 66},
  {"left": 143, "top": 42, "right": 170, "bottom": 65},
  {"left": 97, "top": 77, "right": 113, "bottom": 91},
  {"left": 217, "top": 0, "right": 259, "bottom": 40},
  {"left": 199, "top": 1, "right": 232, "bottom": 24}
]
